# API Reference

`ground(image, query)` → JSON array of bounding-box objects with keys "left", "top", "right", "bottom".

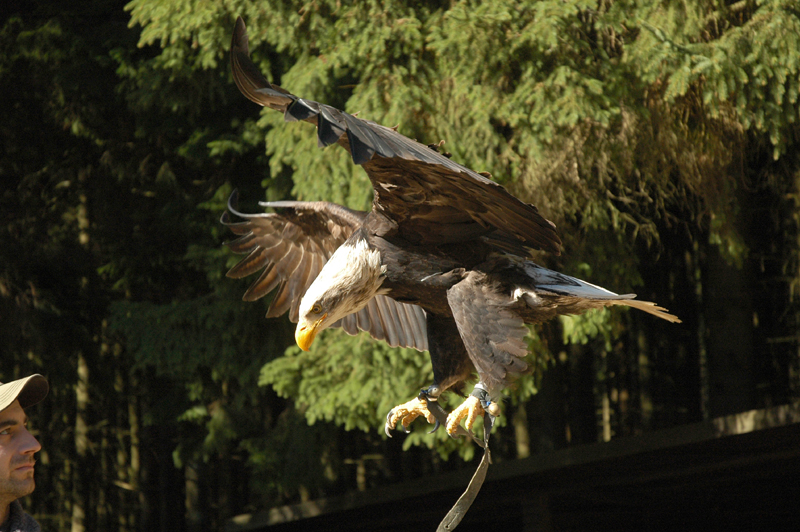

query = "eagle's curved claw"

[
  {"left": 384, "top": 397, "right": 435, "bottom": 436},
  {"left": 428, "top": 419, "right": 441, "bottom": 434},
  {"left": 385, "top": 409, "right": 397, "bottom": 438}
]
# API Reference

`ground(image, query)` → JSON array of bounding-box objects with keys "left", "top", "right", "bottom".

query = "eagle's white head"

[{"left": 295, "top": 237, "right": 386, "bottom": 350}]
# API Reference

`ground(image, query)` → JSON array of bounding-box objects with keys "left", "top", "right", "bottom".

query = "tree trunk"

[{"left": 71, "top": 352, "right": 89, "bottom": 532}]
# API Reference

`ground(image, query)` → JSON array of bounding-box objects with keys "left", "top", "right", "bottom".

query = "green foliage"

[
  {"left": 108, "top": 292, "right": 270, "bottom": 378},
  {"left": 239, "top": 408, "right": 343, "bottom": 503},
  {"left": 561, "top": 309, "right": 615, "bottom": 352},
  {"left": 261, "top": 331, "right": 431, "bottom": 431},
  {"left": 633, "top": 0, "right": 800, "bottom": 158}
]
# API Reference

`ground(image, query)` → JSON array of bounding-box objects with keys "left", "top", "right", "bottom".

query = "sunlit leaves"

[{"left": 261, "top": 331, "right": 431, "bottom": 432}]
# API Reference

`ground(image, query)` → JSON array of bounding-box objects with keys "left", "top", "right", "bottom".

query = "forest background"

[{"left": 1, "top": 0, "right": 799, "bottom": 530}]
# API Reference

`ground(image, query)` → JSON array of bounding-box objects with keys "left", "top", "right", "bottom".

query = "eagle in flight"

[{"left": 224, "top": 17, "right": 680, "bottom": 437}]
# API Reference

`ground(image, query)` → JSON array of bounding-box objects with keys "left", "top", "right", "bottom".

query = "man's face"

[{"left": 0, "top": 400, "right": 41, "bottom": 504}]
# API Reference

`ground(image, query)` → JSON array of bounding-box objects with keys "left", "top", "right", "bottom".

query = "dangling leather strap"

[
  {"left": 435, "top": 412, "right": 495, "bottom": 532},
  {"left": 421, "top": 394, "right": 495, "bottom": 531}
]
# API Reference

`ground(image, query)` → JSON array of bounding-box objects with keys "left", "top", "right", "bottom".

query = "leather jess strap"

[{"left": 422, "top": 395, "right": 496, "bottom": 532}]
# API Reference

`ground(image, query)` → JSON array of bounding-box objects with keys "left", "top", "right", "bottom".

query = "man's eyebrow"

[
  {"left": 0, "top": 419, "right": 19, "bottom": 430},
  {"left": 0, "top": 417, "right": 27, "bottom": 430}
]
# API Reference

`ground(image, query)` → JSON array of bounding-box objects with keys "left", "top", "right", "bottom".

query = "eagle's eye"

[{"left": 310, "top": 304, "right": 322, "bottom": 314}]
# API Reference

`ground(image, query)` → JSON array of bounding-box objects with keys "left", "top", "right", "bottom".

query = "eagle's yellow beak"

[{"left": 295, "top": 314, "right": 326, "bottom": 351}]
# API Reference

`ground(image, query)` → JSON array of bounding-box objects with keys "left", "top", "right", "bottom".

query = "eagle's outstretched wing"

[
  {"left": 222, "top": 190, "right": 363, "bottom": 319},
  {"left": 230, "top": 17, "right": 562, "bottom": 257},
  {"left": 222, "top": 191, "right": 429, "bottom": 351}
]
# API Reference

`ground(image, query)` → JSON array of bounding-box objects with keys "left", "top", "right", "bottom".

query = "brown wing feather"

[
  {"left": 230, "top": 17, "right": 562, "bottom": 257},
  {"left": 222, "top": 191, "right": 365, "bottom": 322},
  {"left": 230, "top": 17, "right": 294, "bottom": 112}
]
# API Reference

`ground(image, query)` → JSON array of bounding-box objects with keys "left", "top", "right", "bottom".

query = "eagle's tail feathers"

[
  {"left": 614, "top": 299, "right": 682, "bottom": 323},
  {"left": 520, "top": 262, "right": 681, "bottom": 323}
]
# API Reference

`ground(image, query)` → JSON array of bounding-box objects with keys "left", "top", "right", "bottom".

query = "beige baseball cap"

[{"left": 0, "top": 374, "right": 49, "bottom": 412}]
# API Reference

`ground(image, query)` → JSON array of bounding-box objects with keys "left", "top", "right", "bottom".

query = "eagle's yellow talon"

[
  {"left": 445, "top": 395, "right": 485, "bottom": 436},
  {"left": 386, "top": 397, "right": 435, "bottom": 435}
]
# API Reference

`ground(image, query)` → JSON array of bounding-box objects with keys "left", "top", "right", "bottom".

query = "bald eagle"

[{"left": 224, "top": 18, "right": 680, "bottom": 436}]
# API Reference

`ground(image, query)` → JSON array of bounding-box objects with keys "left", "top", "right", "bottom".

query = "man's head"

[{"left": 0, "top": 375, "right": 48, "bottom": 505}]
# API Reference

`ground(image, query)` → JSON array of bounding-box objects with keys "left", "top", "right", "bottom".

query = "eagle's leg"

[
  {"left": 384, "top": 385, "right": 441, "bottom": 437},
  {"left": 445, "top": 383, "right": 501, "bottom": 437}
]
